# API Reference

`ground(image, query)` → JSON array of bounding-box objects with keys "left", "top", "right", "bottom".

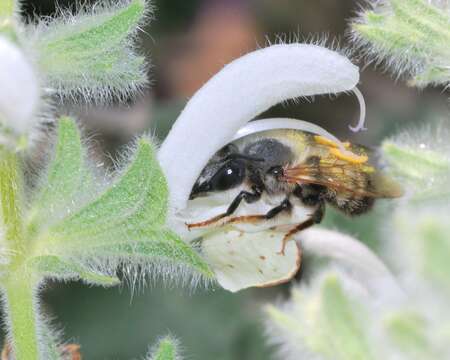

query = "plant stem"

[
  {"left": 0, "top": 149, "right": 23, "bottom": 252},
  {"left": 0, "top": 150, "right": 39, "bottom": 359},
  {"left": 2, "top": 274, "right": 40, "bottom": 360}
]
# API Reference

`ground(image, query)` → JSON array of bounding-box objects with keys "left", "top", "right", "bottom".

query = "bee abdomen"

[{"left": 326, "top": 192, "right": 375, "bottom": 216}]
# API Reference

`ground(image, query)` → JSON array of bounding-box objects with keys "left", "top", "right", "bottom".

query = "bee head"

[
  {"left": 189, "top": 144, "right": 254, "bottom": 199},
  {"left": 190, "top": 136, "right": 295, "bottom": 199}
]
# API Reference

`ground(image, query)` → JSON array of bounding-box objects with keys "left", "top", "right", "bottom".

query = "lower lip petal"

[{"left": 201, "top": 228, "right": 301, "bottom": 292}]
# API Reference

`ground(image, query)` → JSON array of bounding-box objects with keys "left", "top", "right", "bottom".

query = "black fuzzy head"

[{"left": 190, "top": 138, "right": 294, "bottom": 199}]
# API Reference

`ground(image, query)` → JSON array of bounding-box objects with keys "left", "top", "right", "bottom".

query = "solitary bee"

[{"left": 186, "top": 120, "right": 402, "bottom": 255}]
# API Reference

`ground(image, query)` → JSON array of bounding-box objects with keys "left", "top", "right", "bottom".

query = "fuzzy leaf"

[
  {"left": 49, "top": 138, "right": 166, "bottom": 239},
  {"left": 87, "top": 229, "right": 213, "bottom": 278},
  {"left": 29, "top": 255, "right": 120, "bottom": 286},
  {"left": 395, "top": 206, "right": 450, "bottom": 290},
  {"left": 44, "top": 137, "right": 213, "bottom": 278},
  {"left": 352, "top": 0, "right": 450, "bottom": 87},
  {"left": 27, "top": 117, "right": 88, "bottom": 230},
  {"left": 419, "top": 218, "right": 450, "bottom": 287},
  {"left": 382, "top": 137, "right": 450, "bottom": 203},
  {"left": 33, "top": 0, "right": 149, "bottom": 100},
  {"left": 266, "top": 274, "right": 375, "bottom": 360},
  {"left": 148, "top": 336, "right": 179, "bottom": 360},
  {"left": 385, "top": 311, "right": 433, "bottom": 359},
  {"left": 382, "top": 141, "right": 450, "bottom": 181},
  {"left": 312, "top": 276, "right": 374, "bottom": 360}
]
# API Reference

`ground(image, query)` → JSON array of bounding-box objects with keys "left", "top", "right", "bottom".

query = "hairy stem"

[
  {"left": 0, "top": 149, "right": 23, "bottom": 252},
  {"left": 2, "top": 274, "right": 40, "bottom": 360},
  {"left": 0, "top": 150, "right": 39, "bottom": 359}
]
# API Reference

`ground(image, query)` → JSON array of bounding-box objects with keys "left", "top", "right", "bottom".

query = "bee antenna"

[{"left": 349, "top": 86, "right": 367, "bottom": 133}]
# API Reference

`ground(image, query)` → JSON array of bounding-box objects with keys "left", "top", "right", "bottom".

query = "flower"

[
  {"left": 0, "top": 36, "right": 39, "bottom": 141},
  {"left": 159, "top": 44, "right": 359, "bottom": 212},
  {"left": 158, "top": 43, "right": 387, "bottom": 292}
]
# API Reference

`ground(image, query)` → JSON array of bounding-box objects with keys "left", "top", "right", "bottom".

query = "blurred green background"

[{"left": 5, "top": 0, "right": 448, "bottom": 359}]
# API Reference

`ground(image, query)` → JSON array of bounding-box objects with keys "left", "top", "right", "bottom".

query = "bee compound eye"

[
  {"left": 190, "top": 181, "right": 211, "bottom": 199},
  {"left": 210, "top": 160, "right": 245, "bottom": 191},
  {"left": 267, "top": 166, "right": 283, "bottom": 177}
]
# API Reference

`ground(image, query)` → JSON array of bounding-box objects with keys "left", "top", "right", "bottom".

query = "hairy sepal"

[
  {"left": 351, "top": 0, "right": 450, "bottom": 87},
  {"left": 146, "top": 335, "right": 181, "bottom": 360},
  {"left": 30, "top": 0, "right": 150, "bottom": 102}
]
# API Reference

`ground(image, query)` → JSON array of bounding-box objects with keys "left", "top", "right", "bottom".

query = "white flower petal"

[
  {"left": 159, "top": 44, "right": 359, "bottom": 213},
  {"left": 297, "top": 228, "right": 403, "bottom": 298},
  {"left": 202, "top": 228, "right": 301, "bottom": 292},
  {"left": 0, "top": 36, "right": 39, "bottom": 135}
]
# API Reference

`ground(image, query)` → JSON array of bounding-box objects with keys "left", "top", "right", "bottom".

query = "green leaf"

[
  {"left": 382, "top": 141, "right": 450, "bottom": 181},
  {"left": 49, "top": 138, "right": 167, "bottom": 240},
  {"left": 265, "top": 304, "right": 302, "bottom": 335},
  {"left": 390, "top": 0, "right": 450, "bottom": 29},
  {"left": 27, "top": 117, "right": 88, "bottom": 231},
  {"left": 411, "top": 66, "right": 450, "bottom": 87},
  {"left": 33, "top": 0, "right": 149, "bottom": 100},
  {"left": 148, "top": 336, "right": 179, "bottom": 360},
  {"left": 352, "top": 0, "right": 450, "bottom": 87},
  {"left": 44, "top": 138, "right": 213, "bottom": 278},
  {"left": 266, "top": 274, "right": 375, "bottom": 360},
  {"left": 87, "top": 229, "right": 214, "bottom": 278},
  {"left": 418, "top": 217, "right": 450, "bottom": 288},
  {"left": 315, "top": 276, "right": 374, "bottom": 360},
  {"left": 385, "top": 311, "right": 433, "bottom": 359},
  {"left": 29, "top": 255, "right": 120, "bottom": 287}
]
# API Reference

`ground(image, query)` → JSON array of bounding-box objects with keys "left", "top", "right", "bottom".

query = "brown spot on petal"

[
  {"left": 259, "top": 255, "right": 266, "bottom": 260},
  {"left": 257, "top": 242, "right": 303, "bottom": 289}
]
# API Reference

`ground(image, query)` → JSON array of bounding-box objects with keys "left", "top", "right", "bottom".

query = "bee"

[{"left": 186, "top": 125, "right": 402, "bottom": 255}]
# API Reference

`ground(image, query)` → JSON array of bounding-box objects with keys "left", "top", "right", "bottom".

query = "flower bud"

[{"left": 0, "top": 36, "right": 39, "bottom": 137}]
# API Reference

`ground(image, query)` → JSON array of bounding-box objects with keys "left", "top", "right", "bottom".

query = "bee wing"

[
  {"left": 283, "top": 162, "right": 403, "bottom": 198},
  {"left": 201, "top": 228, "right": 301, "bottom": 292}
]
